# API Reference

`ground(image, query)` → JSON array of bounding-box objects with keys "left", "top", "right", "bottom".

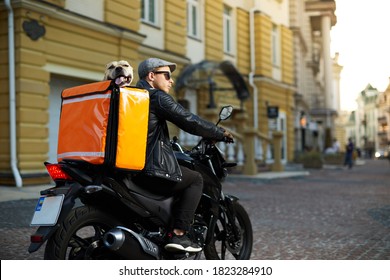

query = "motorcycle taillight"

[
  {"left": 45, "top": 164, "right": 72, "bottom": 180},
  {"left": 30, "top": 234, "right": 44, "bottom": 243}
]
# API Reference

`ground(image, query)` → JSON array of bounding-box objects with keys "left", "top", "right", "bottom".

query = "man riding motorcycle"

[{"left": 134, "top": 58, "right": 234, "bottom": 253}]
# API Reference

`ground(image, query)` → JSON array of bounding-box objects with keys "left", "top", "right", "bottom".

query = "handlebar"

[
  {"left": 171, "top": 133, "right": 234, "bottom": 154},
  {"left": 222, "top": 136, "right": 234, "bottom": 144}
]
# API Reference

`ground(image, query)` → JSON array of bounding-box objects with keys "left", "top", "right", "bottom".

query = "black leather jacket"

[{"left": 136, "top": 79, "right": 225, "bottom": 182}]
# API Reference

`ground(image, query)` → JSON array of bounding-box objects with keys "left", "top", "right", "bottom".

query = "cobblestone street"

[
  {"left": 0, "top": 159, "right": 389, "bottom": 260},
  {"left": 226, "top": 159, "right": 390, "bottom": 259}
]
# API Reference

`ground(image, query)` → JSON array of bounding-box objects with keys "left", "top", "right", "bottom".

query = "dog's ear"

[{"left": 106, "top": 61, "right": 115, "bottom": 68}]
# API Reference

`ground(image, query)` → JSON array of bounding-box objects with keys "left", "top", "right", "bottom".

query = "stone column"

[
  {"left": 322, "top": 13, "right": 332, "bottom": 127},
  {"left": 235, "top": 112, "right": 257, "bottom": 175},
  {"left": 243, "top": 127, "right": 258, "bottom": 175}
]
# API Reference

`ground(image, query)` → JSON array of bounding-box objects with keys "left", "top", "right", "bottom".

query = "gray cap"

[{"left": 138, "top": 58, "right": 177, "bottom": 79}]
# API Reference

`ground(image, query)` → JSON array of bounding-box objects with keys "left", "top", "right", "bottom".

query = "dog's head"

[{"left": 103, "top": 60, "right": 133, "bottom": 87}]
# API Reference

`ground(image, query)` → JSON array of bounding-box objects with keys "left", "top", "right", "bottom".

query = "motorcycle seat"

[{"left": 120, "top": 174, "right": 171, "bottom": 201}]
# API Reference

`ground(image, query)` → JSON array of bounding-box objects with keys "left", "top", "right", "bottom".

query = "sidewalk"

[
  {"left": 0, "top": 184, "right": 52, "bottom": 202},
  {"left": 229, "top": 170, "right": 310, "bottom": 180}
]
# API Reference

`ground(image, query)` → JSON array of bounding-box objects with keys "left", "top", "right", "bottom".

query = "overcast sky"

[{"left": 331, "top": 0, "right": 390, "bottom": 111}]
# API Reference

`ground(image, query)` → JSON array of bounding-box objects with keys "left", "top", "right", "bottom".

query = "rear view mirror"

[{"left": 219, "top": 106, "right": 233, "bottom": 121}]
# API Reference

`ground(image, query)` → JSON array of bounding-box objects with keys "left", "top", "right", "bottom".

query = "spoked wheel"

[
  {"left": 204, "top": 202, "right": 253, "bottom": 260},
  {"left": 44, "top": 206, "right": 122, "bottom": 259}
]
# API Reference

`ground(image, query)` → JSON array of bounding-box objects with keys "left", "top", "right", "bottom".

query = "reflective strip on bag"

[
  {"left": 57, "top": 152, "right": 105, "bottom": 158},
  {"left": 62, "top": 94, "right": 111, "bottom": 105}
]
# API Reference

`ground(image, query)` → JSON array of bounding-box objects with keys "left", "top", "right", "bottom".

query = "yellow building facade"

[{"left": 1, "top": 0, "right": 295, "bottom": 185}]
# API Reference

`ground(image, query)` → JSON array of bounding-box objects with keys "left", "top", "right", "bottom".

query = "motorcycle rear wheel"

[
  {"left": 44, "top": 205, "right": 122, "bottom": 260},
  {"left": 204, "top": 202, "right": 253, "bottom": 260}
]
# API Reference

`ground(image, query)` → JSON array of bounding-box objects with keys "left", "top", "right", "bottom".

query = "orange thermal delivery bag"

[{"left": 57, "top": 80, "right": 149, "bottom": 171}]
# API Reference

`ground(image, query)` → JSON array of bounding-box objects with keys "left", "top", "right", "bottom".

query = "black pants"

[{"left": 133, "top": 166, "right": 203, "bottom": 231}]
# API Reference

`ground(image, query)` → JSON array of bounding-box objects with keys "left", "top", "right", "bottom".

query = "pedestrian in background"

[{"left": 344, "top": 138, "right": 354, "bottom": 169}]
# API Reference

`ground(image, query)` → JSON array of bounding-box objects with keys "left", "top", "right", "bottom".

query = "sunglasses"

[{"left": 153, "top": 71, "right": 172, "bottom": 80}]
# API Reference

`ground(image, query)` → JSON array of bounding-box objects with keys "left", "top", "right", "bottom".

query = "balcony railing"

[
  {"left": 177, "top": 110, "right": 283, "bottom": 175},
  {"left": 179, "top": 128, "right": 275, "bottom": 174}
]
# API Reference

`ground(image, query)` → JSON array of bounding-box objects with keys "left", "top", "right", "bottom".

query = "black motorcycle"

[{"left": 28, "top": 105, "right": 253, "bottom": 260}]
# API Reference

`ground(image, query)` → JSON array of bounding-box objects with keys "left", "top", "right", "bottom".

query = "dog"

[{"left": 103, "top": 60, "right": 133, "bottom": 87}]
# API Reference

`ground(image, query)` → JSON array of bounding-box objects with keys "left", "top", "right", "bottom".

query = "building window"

[
  {"left": 272, "top": 24, "right": 281, "bottom": 67},
  {"left": 141, "top": 0, "right": 158, "bottom": 25},
  {"left": 223, "top": 5, "right": 232, "bottom": 54},
  {"left": 187, "top": 0, "right": 200, "bottom": 39}
]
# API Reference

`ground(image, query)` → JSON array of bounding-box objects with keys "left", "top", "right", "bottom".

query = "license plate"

[{"left": 30, "top": 195, "right": 64, "bottom": 226}]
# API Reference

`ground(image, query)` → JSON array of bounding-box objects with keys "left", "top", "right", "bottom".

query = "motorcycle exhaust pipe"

[{"left": 103, "top": 226, "right": 159, "bottom": 260}]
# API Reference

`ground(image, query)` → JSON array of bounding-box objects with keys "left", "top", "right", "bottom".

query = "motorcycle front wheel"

[
  {"left": 44, "top": 205, "right": 121, "bottom": 260},
  {"left": 204, "top": 202, "right": 253, "bottom": 260}
]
